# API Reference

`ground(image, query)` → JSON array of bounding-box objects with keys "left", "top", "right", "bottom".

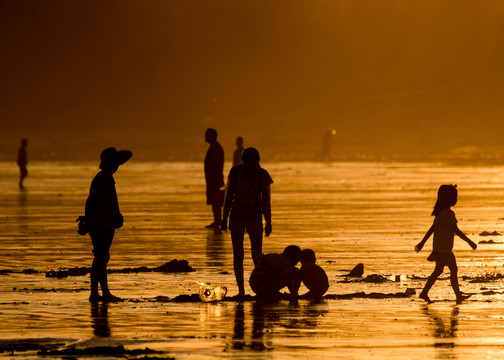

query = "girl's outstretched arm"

[
  {"left": 415, "top": 224, "right": 434, "bottom": 252},
  {"left": 454, "top": 225, "right": 477, "bottom": 250}
]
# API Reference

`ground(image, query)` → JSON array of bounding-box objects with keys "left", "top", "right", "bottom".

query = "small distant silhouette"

[
  {"left": 249, "top": 245, "right": 301, "bottom": 301},
  {"left": 414, "top": 185, "right": 477, "bottom": 304},
  {"left": 221, "top": 147, "right": 273, "bottom": 297},
  {"left": 319, "top": 129, "right": 336, "bottom": 162},
  {"left": 85, "top": 147, "right": 132, "bottom": 303},
  {"left": 17, "top": 138, "right": 28, "bottom": 188},
  {"left": 299, "top": 249, "right": 329, "bottom": 300},
  {"left": 233, "top": 136, "right": 244, "bottom": 167},
  {"left": 204, "top": 128, "right": 225, "bottom": 230}
]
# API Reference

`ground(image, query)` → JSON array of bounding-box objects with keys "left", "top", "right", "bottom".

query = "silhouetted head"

[
  {"left": 242, "top": 147, "right": 260, "bottom": 165},
  {"left": 99, "top": 147, "right": 132, "bottom": 172},
  {"left": 205, "top": 128, "right": 217, "bottom": 143},
  {"left": 432, "top": 184, "right": 457, "bottom": 217},
  {"left": 300, "top": 249, "right": 316, "bottom": 265},
  {"left": 236, "top": 136, "right": 244, "bottom": 147},
  {"left": 282, "top": 245, "right": 301, "bottom": 265},
  {"left": 21, "top": 139, "right": 28, "bottom": 146}
]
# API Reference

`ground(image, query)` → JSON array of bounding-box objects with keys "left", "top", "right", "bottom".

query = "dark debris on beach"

[
  {"left": 463, "top": 273, "right": 504, "bottom": 283},
  {"left": 0, "top": 339, "right": 67, "bottom": 354},
  {"left": 479, "top": 231, "right": 501, "bottom": 236},
  {"left": 38, "top": 345, "right": 165, "bottom": 357},
  {"left": 44, "top": 259, "right": 194, "bottom": 278}
]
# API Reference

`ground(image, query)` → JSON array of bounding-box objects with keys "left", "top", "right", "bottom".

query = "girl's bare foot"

[
  {"left": 456, "top": 293, "right": 471, "bottom": 304},
  {"left": 419, "top": 293, "right": 432, "bottom": 303}
]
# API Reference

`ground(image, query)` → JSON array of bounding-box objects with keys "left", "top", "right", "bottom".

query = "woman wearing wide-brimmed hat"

[{"left": 85, "top": 147, "right": 132, "bottom": 303}]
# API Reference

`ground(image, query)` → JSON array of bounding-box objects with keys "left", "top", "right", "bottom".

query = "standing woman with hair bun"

[{"left": 221, "top": 147, "right": 273, "bottom": 298}]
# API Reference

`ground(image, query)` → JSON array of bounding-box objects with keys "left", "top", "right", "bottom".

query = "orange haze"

[{"left": 1, "top": 1, "right": 504, "bottom": 162}]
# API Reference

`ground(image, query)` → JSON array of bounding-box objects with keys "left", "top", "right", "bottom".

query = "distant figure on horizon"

[
  {"left": 221, "top": 147, "right": 273, "bottom": 298},
  {"left": 319, "top": 129, "right": 336, "bottom": 162},
  {"left": 233, "top": 136, "right": 244, "bottom": 167},
  {"left": 414, "top": 185, "right": 477, "bottom": 304},
  {"left": 249, "top": 245, "right": 301, "bottom": 301},
  {"left": 204, "top": 128, "right": 225, "bottom": 229},
  {"left": 17, "top": 138, "right": 28, "bottom": 188},
  {"left": 85, "top": 147, "right": 132, "bottom": 303},
  {"left": 299, "top": 249, "right": 329, "bottom": 300}
]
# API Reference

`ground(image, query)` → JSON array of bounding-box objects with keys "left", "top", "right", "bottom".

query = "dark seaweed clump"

[
  {"left": 45, "top": 259, "right": 194, "bottom": 278},
  {"left": 38, "top": 345, "right": 163, "bottom": 356}
]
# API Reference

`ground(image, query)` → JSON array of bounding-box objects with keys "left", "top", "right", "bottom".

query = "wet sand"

[{"left": 2, "top": 161, "right": 504, "bottom": 359}]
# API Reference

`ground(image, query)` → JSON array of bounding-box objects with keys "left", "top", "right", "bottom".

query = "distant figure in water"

[
  {"left": 414, "top": 185, "right": 477, "bottom": 304},
  {"left": 249, "top": 245, "right": 301, "bottom": 301},
  {"left": 17, "top": 138, "right": 28, "bottom": 188},
  {"left": 299, "top": 249, "right": 329, "bottom": 300},
  {"left": 204, "top": 128, "right": 225, "bottom": 229},
  {"left": 85, "top": 147, "right": 132, "bottom": 303},
  {"left": 319, "top": 129, "right": 336, "bottom": 162},
  {"left": 221, "top": 147, "right": 273, "bottom": 297},
  {"left": 233, "top": 136, "right": 244, "bottom": 167}
]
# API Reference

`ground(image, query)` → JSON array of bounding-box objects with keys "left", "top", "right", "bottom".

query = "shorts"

[
  {"left": 427, "top": 251, "right": 456, "bottom": 268},
  {"left": 90, "top": 228, "right": 115, "bottom": 261},
  {"left": 229, "top": 217, "right": 263, "bottom": 233},
  {"left": 249, "top": 269, "right": 287, "bottom": 296}
]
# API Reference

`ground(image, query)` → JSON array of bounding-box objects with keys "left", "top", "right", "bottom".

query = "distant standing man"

[
  {"left": 204, "top": 128, "right": 225, "bottom": 229},
  {"left": 233, "top": 136, "right": 244, "bottom": 167},
  {"left": 85, "top": 147, "right": 132, "bottom": 302},
  {"left": 17, "top": 138, "right": 28, "bottom": 188}
]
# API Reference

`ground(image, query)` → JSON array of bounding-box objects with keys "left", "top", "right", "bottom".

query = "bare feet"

[
  {"left": 89, "top": 294, "right": 102, "bottom": 303},
  {"left": 419, "top": 293, "right": 432, "bottom": 303},
  {"left": 102, "top": 294, "right": 122, "bottom": 303},
  {"left": 456, "top": 293, "right": 471, "bottom": 304}
]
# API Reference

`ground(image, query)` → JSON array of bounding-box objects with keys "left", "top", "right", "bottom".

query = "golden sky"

[{"left": 1, "top": 1, "right": 503, "bottom": 161}]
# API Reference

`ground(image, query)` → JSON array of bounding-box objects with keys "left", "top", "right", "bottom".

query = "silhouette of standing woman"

[
  {"left": 17, "top": 138, "right": 28, "bottom": 188},
  {"left": 221, "top": 147, "right": 273, "bottom": 297},
  {"left": 85, "top": 147, "right": 132, "bottom": 303},
  {"left": 204, "top": 128, "right": 225, "bottom": 229}
]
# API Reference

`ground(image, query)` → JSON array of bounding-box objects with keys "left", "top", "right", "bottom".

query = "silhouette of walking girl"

[
  {"left": 415, "top": 185, "right": 477, "bottom": 304},
  {"left": 221, "top": 147, "right": 273, "bottom": 298}
]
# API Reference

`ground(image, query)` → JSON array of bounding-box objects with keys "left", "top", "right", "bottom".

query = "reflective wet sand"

[{"left": 2, "top": 161, "right": 504, "bottom": 359}]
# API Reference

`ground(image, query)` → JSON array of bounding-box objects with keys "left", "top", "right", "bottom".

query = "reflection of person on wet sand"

[
  {"left": 229, "top": 302, "right": 270, "bottom": 351},
  {"left": 17, "top": 138, "right": 28, "bottom": 188},
  {"left": 299, "top": 249, "right": 329, "bottom": 300},
  {"left": 206, "top": 231, "right": 225, "bottom": 269},
  {"left": 91, "top": 302, "right": 111, "bottom": 337},
  {"left": 204, "top": 128, "right": 225, "bottom": 229},
  {"left": 221, "top": 147, "right": 273, "bottom": 298},
  {"left": 249, "top": 245, "right": 301, "bottom": 301},
  {"left": 85, "top": 147, "right": 132, "bottom": 303},
  {"left": 422, "top": 305, "right": 459, "bottom": 340},
  {"left": 233, "top": 136, "right": 244, "bottom": 167},
  {"left": 415, "top": 185, "right": 477, "bottom": 304}
]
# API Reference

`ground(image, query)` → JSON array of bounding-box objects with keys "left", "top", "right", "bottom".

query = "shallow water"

[{"left": 2, "top": 161, "right": 504, "bottom": 359}]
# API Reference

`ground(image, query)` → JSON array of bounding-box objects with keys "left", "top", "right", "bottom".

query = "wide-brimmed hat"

[{"left": 99, "top": 147, "right": 132, "bottom": 169}]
